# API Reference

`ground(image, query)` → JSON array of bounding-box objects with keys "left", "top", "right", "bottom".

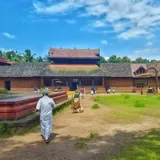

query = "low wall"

[{"left": 0, "top": 92, "right": 68, "bottom": 120}]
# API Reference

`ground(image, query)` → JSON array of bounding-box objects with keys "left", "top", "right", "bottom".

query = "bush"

[
  {"left": 134, "top": 101, "right": 145, "bottom": 108},
  {"left": 89, "top": 132, "right": 98, "bottom": 139},
  {"left": 92, "top": 104, "right": 100, "bottom": 109},
  {"left": 0, "top": 124, "right": 8, "bottom": 134},
  {"left": 0, "top": 89, "right": 8, "bottom": 94},
  {"left": 123, "top": 94, "right": 130, "bottom": 100}
]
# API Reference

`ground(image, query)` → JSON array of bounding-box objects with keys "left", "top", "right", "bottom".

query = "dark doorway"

[
  {"left": 4, "top": 81, "right": 11, "bottom": 91},
  {"left": 72, "top": 78, "right": 79, "bottom": 91}
]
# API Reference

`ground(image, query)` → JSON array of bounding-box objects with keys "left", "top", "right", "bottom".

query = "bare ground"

[{"left": 0, "top": 95, "right": 160, "bottom": 160}]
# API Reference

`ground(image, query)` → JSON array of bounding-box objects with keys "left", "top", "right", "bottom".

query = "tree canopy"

[
  {"left": 0, "top": 49, "right": 160, "bottom": 64},
  {"left": 0, "top": 49, "right": 48, "bottom": 62},
  {"left": 100, "top": 54, "right": 160, "bottom": 64}
]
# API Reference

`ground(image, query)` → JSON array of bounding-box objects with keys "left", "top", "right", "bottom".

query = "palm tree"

[
  {"left": 23, "top": 49, "right": 35, "bottom": 62},
  {"left": 36, "top": 56, "right": 43, "bottom": 62}
]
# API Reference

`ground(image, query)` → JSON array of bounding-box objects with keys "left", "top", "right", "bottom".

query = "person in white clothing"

[{"left": 35, "top": 90, "right": 56, "bottom": 144}]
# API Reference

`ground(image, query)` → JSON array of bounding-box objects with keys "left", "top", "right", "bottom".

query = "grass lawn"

[
  {"left": 94, "top": 94, "right": 160, "bottom": 160},
  {"left": 95, "top": 94, "right": 160, "bottom": 123},
  {"left": 111, "top": 129, "right": 160, "bottom": 160}
]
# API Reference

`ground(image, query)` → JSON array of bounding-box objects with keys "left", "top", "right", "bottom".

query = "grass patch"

[
  {"left": 92, "top": 103, "right": 100, "bottom": 109},
  {"left": 157, "top": 95, "right": 160, "bottom": 101},
  {"left": 123, "top": 94, "right": 131, "bottom": 100},
  {"left": 111, "top": 129, "right": 160, "bottom": 160},
  {"left": 105, "top": 111, "right": 139, "bottom": 123},
  {"left": 0, "top": 89, "right": 8, "bottom": 94},
  {"left": 95, "top": 94, "right": 160, "bottom": 122},
  {"left": 134, "top": 101, "right": 145, "bottom": 108},
  {"left": 75, "top": 132, "right": 98, "bottom": 149},
  {"left": 0, "top": 123, "right": 41, "bottom": 139}
]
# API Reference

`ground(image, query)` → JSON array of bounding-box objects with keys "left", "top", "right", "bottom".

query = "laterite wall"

[
  {"left": 104, "top": 77, "right": 134, "bottom": 92},
  {"left": 0, "top": 78, "right": 41, "bottom": 91}
]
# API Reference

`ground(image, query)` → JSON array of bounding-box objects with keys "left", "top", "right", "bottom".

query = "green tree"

[
  {"left": 5, "top": 51, "right": 17, "bottom": 61},
  {"left": 121, "top": 56, "right": 131, "bottom": 63},
  {"left": 23, "top": 49, "right": 35, "bottom": 62},
  {"left": 36, "top": 56, "right": 44, "bottom": 62},
  {"left": 100, "top": 56, "right": 107, "bottom": 63},
  {"left": 107, "top": 55, "right": 119, "bottom": 63},
  {"left": 134, "top": 57, "right": 150, "bottom": 63}
]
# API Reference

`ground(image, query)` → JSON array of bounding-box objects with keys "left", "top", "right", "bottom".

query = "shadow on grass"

[{"left": 0, "top": 128, "right": 159, "bottom": 160}]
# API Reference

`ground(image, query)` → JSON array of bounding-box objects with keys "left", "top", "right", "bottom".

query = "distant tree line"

[
  {"left": 100, "top": 55, "right": 160, "bottom": 63},
  {"left": 0, "top": 49, "right": 48, "bottom": 62},
  {"left": 0, "top": 49, "right": 160, "bottom": 63}
]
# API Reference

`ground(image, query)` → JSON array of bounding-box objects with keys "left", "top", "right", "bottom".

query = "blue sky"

[{"left": 1, "top": 0, "right": 160, "bottom": 60}]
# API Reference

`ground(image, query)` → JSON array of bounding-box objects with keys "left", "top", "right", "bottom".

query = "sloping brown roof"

[
  {"left": 0, "top": 57, "right": 11, "bottom": 65},
  {"left": 131, "top": 64, "right": 147, "bottom": 72},
  {"left": 48, "top": 48, "right": 100, "bottom": 58},
  {"left": 146, "top": 63, "right": 160, "bottom": 76},
  {"left": 45, "top": 64, "right": 103, "bottom": 77},
  {"left": 101, "top": 63, "right": 133, "bottom": 77},
  {"left": 48, "top": 64, "right": 99, "bottom": 70},
  {"left": 130, "top": 64, "right": 147, "bottom": 76}
]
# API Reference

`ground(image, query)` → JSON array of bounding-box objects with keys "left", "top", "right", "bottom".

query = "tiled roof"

[
  {"left": 0, "top": 63, "right": 46, "bottom": 77},
  {"left": 1, "top": 62, "right": 160, "bottom": 78},
  {"left": 146, "top": 63, "right": 160, "bottom": 76},
  {"left": 130, "top": 64, "right": 147, "bottom": 76},
  {"left": 45, "top": 64, "right": 103, "bottom": 77},
  {"left": 48, "top": 48, "right": 100, "bottom": 58},
  {"left": 0, "top": 57, "right": 11, "bottom": 65},
  {"left": 131, "top": 64, "right": 147, "bottom": 72},
  {"left": 100, "top": 63, "right": 133, "bottom": 77},
  {"left": 48, "top": 64, "right": 99, "bottom": 70}
]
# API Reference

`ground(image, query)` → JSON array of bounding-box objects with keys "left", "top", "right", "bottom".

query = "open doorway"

[
  {"left": 4, "top": 81, "right": 11, "bottom": 91},
  {"left": 72, "top": 78, "right": 79, "bottom": 91}
]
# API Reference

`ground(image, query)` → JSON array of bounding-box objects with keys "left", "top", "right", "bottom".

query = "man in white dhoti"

[{"left": 35, "top": 90, "right": 56, "bottom": 144}]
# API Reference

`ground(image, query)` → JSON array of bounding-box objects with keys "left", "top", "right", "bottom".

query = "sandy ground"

[{"left": 0, "top": 95, "right": 160, "bottom": 160}]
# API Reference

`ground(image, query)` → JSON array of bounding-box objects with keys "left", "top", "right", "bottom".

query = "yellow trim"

[{"left": 67, "top": 91, "right": 75, "bottom": 95}]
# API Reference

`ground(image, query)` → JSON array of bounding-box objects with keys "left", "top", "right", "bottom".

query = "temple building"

[{"left": 0, "top": 48, "right": 160, "bottom": 92}]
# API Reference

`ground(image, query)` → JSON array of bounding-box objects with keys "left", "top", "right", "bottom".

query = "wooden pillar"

[
  {"left": 79, "top": 77, "right": 81, "bottom": 86},
  {"left": 91, "top": 77, "right": 94, "bottom": 86},
  {"left": 102, "top": 77, "right": 105, "bottom": 87},
  {"left": 41, "top": 77, "right": 44, "bottom": 87},
  {"left": 66, "top": 77, "right": 68, "bottom": 86}
]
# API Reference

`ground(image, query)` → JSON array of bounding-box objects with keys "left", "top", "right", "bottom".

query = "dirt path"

[{"left": 0, "top": 95, "right": 160, "bottom": 160}]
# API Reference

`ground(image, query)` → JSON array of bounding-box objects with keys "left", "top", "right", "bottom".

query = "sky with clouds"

[{"left": 1, "top": 0, "right": 160, "bottom": 60}]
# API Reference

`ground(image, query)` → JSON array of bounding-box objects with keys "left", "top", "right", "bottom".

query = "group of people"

[
  {"left": 106, "top": 86, "right": 115, "bottom": 94},
  {"left": 34, "top": 85, "right": 118, "bottom": 144}
]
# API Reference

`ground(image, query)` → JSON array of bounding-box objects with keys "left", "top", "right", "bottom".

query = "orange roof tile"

[{"left": 48, "top": 48, "right": 100, "bottom": 58}]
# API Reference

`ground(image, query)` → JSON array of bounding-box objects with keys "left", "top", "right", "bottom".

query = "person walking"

[
  {"left": 34, "top": 90, "right": 56, "bottom": 144},
  {"left": 80, "top": 86, "right": 85, "bottom": 99}
]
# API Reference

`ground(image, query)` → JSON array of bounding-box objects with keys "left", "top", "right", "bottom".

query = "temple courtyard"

[{"left": 0, "top": 94, "right": 160, "bottom": 160}]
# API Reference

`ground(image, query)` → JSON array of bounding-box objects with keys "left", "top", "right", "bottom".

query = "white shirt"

[{"left": 36, "top": 96, "right": 56, "bottom": 120}]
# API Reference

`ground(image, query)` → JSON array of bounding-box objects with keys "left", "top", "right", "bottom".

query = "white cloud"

[
  {"left": 93, "top": 20, "right": 106, "bottom": 27},
  {"left": 146, "top": 42, "right": 153, "bottom": 46},
  {"left": 3, "top": 32, "right": 16, "bottom": 39},
  {"left": 101, "top": 40, "right": 108, "bottom": 45},
  {"left": 118, "top": 28, "right": 150, "bottom": 40},
  {"left": 85, "top": 4, "right": 108, "bottom": 16},
  {"left": 129, "top": 47, "right": 160, "bottom": 60},
  {"left": 33, "top": 0, "right": 160, "bottom": 40},
  {"left": 65, "top": 19, "right": 76, "bottom": 24}
]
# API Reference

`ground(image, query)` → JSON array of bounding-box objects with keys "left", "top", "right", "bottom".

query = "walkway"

[{"left": 0, "top": 95, "right": 160, "bottom": 160}]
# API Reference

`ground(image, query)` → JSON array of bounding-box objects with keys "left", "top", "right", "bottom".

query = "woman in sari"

[{"left": 72, "top": 90, "right": 84, "bottom": 113}]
